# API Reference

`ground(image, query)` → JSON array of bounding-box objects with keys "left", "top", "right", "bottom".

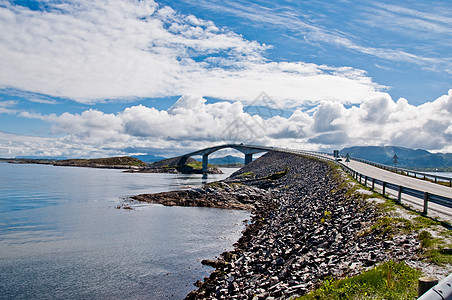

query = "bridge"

[
  {"left": 180, "top": 144, "right": 452, "bottom": 222},
  {"left": 178, "top": 144, "right": 275, "bottom": 172}
]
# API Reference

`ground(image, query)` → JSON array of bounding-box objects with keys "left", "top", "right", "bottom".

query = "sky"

[{"left": 0, "top": 0, "right": 451, "bottom": 158}]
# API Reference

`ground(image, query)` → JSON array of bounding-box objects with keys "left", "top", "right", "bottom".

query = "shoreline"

[{"left": 129, "top": 151, "right": 449, "bottom": 299}]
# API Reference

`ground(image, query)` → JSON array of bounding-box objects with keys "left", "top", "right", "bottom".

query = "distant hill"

[
  {"left": 132, "top": 154, "right": 167, "bottom": 163},
  {"left": 340, "top": 146, "right": 452, "bottom": 170},
  {"left": 149, "top": 156, "right": 198, "bottom": 168},
  {"left": 209, "top": 155, "right": 244, "bottom": 165},
  {"left": 53, "top": 156, "right": 148, "bottom": 168},
  {"left": 15, "top": 155, "right": 69, "bottom": 160},
  {"left": 8, "top": 156, "right": 148, "bottom": 169},
  {"left": 148, "top": 156, "right": 222, "bottom": 174}
]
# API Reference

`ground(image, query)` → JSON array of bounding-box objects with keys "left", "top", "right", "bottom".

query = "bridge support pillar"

[
  {"left": 178, "top": 156, "right": 189, "bottom": 165},
  {"left": 202, "top": 154, "right": 208, "bottom": 173},
  {"left": 245, "top": 154, "right": 253, "bottom": 165}
]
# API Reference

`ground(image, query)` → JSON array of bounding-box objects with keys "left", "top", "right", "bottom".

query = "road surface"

[{"left": 343, "top": 159, "right": 452, "bottom": 222}]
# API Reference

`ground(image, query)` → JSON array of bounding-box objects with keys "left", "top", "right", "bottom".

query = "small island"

[
  {"left": 129, "top": 156, "right": 223, "bottom": 174},
  {"left": 5, "top": 155, "right": 223, "bottom": 174}
]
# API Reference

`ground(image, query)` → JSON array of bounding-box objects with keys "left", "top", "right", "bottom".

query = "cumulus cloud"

[
  {"left": 4, "top": 90, "right": 450, "bottom": 158},
  {"left": 0, "top": 0, "right": 383, "bottom": 107}
]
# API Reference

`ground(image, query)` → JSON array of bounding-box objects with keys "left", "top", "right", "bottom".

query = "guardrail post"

[
  {"left": 423, "top": 192, "right": 429, "bottom": 215},
  {"left": 397, "top": 186, "right": 402, "bottom": 204},
  {"left": 382, "top": 182, "right": 386, "bottom": 195},
  {"left": 359, "top": 174, "right": 362, "bottom": 183},
  {"left": 364, "top": 176, "right": 368, "bottom": 187},
  {"left": 371, "top": 178, "right": 375, "bottom": 190},
  {"left": 418, "top": 277, "right": 438, "bottom": 297},
  {"left": 418, "top": 273, "right": 452, "bottom": 299}
]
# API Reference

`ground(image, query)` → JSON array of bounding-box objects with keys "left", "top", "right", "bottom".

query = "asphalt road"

[{"left": 342, "top": 159, "right": 452, "bottom": 222}]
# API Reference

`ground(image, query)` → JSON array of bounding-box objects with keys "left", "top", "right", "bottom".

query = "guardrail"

[
  {"left": 284, "top": 149, "right": 452, "bottom": 216},
  {"left": 342, "top": 164, "right": 452, "bottom": 214},
  {"left": 350, "top": 157, "right": 452, "bottom": 187}
]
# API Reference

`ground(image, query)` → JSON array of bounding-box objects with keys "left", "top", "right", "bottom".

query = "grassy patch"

[
  {"left": 361, "top": 216, "right": 415, "bottom": 238},
  {"left": 238, "top": 171, "right": 255, "bottom": 178},
  {"left": 418, "top": 230, "right": 452, "bottom": 265},
  {"left": 187, "top": 161, "right": 203, "bottom": 169},
  {"left": 412, "top": 216, "right": 440, "bottom": 230},
  {"left": 262, "top": 168, "right": 289, "bottom": 180},
  {"left": 297, "top": 261, "right": 421, "bottom": 300}
]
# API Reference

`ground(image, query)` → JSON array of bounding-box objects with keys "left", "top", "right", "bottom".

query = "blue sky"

[{"left": 0, "top": 0, "right": 451, "bottom": 158}]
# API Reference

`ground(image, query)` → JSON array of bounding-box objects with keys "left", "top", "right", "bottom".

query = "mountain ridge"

[{"left": 340, "top": 146, "right": 452, "bottom": 170}]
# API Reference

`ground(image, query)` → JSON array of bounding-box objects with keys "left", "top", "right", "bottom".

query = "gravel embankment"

[{"left": 133, "top": 151, "right": 421, "bottom": 299}]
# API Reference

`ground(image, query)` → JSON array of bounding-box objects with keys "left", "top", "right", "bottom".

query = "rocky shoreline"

[{"left": 132, "top": 151, "right": 426, "bottom": 299}]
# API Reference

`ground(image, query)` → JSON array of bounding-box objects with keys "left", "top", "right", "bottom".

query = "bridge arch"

[{"left": 178, "top": 144, "right": 271, "bottom": 173}]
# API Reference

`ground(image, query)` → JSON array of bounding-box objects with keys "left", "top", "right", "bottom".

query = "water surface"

[{"left": 0, "top": 163, "right": 247, "bottom": 299}]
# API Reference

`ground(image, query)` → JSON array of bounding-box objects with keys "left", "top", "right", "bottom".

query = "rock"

[{"left": 147, "top": 151, "right": 422, "bottom": 300}]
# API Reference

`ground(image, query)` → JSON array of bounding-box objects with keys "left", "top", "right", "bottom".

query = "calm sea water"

[
  {"left": 0, "top": 163, "right": 248, "bottom": 300},
  {"left": 427, "top": 172, "right": 452, "bottom": 178}
]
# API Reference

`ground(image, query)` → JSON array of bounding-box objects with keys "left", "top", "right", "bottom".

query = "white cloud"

[
  {"left": 0, "top": 0, "right": 383, "bottom": 107},
  {"left": 4, "top": 90, "right": 451, "bottom": 158},
  {"left": 0, "top": 99, "right": 17, "bottom": 114},
  {"left": 190, "top": 0, "right": 452, "bottom": 74}
]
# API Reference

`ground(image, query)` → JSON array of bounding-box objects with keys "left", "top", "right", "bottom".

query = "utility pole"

[{"left": 393, "top": 154, "right": 398, "bottom": 168}]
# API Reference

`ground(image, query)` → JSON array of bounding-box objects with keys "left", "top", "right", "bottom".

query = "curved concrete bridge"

[{"left": 178, "top": 144, "right": 274, "bottom": 172}]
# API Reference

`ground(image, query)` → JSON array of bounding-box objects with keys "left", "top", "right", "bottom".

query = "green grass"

[
  {"left": 238, "top": 171, "right": 255, "bottom": 178},
  {"left": 186, "top": 161, "right": 203, "bottom": 169},
  {"left": 174, "top": 161, "right": 215, "bottom": 170},
  {"left": 59, "top": 156, "right": 148, "bottom": 167},
  {"left": 262, "top": 168, "right": 289, "bottom": 180},
  {"left": 418, "top": 230, "right": 452, "bottom": 265},
  {"left": 362, "top": 216, "right": 414, "bottom": 237},
  {"left": 297, "top": 261, "right": 421, "bottom": 300}
]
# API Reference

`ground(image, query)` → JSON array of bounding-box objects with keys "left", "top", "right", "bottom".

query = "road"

[
  {"left": 291, "top": 150, "right": 452, "bottom": 222},
  {"left": 343, "top": 159, "right": 452, "bottom": 222}
]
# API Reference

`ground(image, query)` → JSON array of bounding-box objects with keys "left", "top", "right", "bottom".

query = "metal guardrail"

[
  {"left": 351, "top": 157, "right": 452, "bottom": 187},
  {"left": 342, "top": 164, "right": 452, "bottom": 215},
  {"left": 285, "top": 149, "right": 452, "bottom": 216}
]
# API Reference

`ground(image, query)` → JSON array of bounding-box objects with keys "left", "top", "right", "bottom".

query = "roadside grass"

[
  {"left": 418, "top": 230, "right": 452, "bottom": 266},
  {"left": 298, "top": 161, "right": 452, "bottom": 298},
  {"left": 337, "top": 166, "right": 452, "bottom": 265},
  {"left": 296, "top": 261, "right": 421, "bottom": 300}
]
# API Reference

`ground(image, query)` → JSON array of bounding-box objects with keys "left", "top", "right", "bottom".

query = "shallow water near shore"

[{"left": 0, "top": 163, "right": 247, "bottom": 299}]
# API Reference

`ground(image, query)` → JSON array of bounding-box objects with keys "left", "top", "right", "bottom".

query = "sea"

[
  {"left": 425, "top": 172, "right": 452, "bottom": 178},
  {"left": 0, "top": 162, "right": 248, "bottom": 300}
]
